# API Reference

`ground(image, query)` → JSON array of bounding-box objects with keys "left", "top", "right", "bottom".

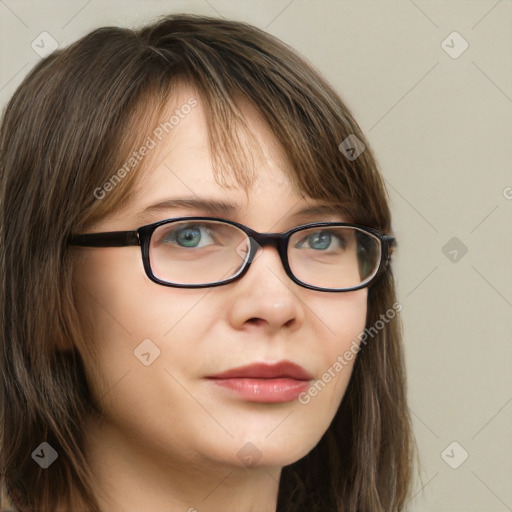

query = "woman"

[{"left": 0, "top": 13, "right": 414, "bottom": 512}]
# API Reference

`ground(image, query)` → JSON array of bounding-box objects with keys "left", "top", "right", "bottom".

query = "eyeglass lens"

[{"left": 148, "top": 220, "right": 381, "bottom": 289}]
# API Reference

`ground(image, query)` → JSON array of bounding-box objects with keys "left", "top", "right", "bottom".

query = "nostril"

[{"left": 284, "top": 318, "right": 294, "bottom": 328}]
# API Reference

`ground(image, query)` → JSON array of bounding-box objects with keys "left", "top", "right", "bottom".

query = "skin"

[{"left": 72, "top": 87, "right": 367, "bottom": 512}]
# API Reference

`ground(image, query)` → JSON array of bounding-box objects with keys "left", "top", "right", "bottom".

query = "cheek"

[
  {"left": 316, "top": 288, "right": 368, "bottom": 358},
  {"left": 72, "top": 250, "right": 192, "bottom": 398},
  {"left": 301, "top": 289, "right": 367, "bottom": 413},
  {"left": 72, "top": 251, "right": 218, "bottom": 457}
]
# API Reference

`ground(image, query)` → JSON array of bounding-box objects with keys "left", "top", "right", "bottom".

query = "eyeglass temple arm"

[
  {"left": 382, "top": 235, "right": 397, "bottom": 263},
  {"left": 67, "top": 231, "right": 140, "bottom": 247},
  {"left": 384, "top": 235, "right": 396, "bottom": 247}
]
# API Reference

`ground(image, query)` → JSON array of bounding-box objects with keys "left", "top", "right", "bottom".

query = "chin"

[{"left": 223, "top": 431, "right": 320, "bottom": 469}]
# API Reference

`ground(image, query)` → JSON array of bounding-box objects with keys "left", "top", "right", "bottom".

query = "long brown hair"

[{"left": 0, "top": 13, "right": 415, "bottom": 511}]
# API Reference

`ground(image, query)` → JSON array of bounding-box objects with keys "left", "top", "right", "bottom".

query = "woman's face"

[{"left": 73, "top": 88, "right": 367, "bottom": 474}]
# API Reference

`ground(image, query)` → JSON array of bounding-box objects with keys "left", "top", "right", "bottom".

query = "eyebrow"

[{"left": 136, "top": 197, "right": 347, "bottom": 220}]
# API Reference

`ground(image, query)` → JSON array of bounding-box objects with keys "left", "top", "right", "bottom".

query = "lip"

[
  {"left": 206, "top": 361, "right": 313, "bottom": 403},
  {"left": 207, "top": 361, "right": 313, "bottom": 380}
]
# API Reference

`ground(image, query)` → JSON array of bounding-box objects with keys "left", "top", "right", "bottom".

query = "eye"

[
  {"left": 295, "top": 230, "right": 346, "bottom": 251},
  {"left": 162, "top": 224, "right": 215, "bottom": 248}
]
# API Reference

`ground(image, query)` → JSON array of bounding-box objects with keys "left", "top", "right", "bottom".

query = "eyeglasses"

[{"left": 67, "top": 217, "right": 395, "bottom": 292}]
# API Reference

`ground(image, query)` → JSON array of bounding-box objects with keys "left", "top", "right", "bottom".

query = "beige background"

[{"left": 1, "top": 1, "right": 511, "bottom": 510}]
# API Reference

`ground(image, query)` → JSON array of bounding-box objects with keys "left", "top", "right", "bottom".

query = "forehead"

[
  {"left": 128, "top": 88, "right": 301, "bottom": 208},
  {"left": 140, "top": 86, "right": 288, "bottom": 180}
]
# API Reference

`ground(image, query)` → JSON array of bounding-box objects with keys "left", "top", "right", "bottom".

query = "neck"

[{"left": 82, "top": 415, "right": 281, "bottom": 512}]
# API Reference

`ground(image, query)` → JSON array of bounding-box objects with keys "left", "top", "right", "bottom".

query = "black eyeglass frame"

[{"left": 67, "top": 216, "right": 396, "bottom": 292}]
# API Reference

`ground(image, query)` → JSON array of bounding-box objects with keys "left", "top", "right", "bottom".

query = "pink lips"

[{"left": 206, "top": 361, "right": 313, "bottom": 403}]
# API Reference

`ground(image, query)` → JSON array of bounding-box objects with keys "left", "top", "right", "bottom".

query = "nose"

[{"left": 226, "top": 243, "right": 305, "bottom": 334}]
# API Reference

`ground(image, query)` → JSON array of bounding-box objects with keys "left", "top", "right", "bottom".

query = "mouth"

[{"left": 206, "top": 361, "right": 313, "bottom": 403}]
